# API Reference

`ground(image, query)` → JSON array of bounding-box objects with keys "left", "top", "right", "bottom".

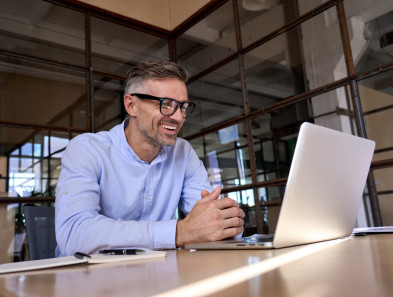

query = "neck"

[{"left": 124, "top": 121, "right": 160, "bottom": 164}]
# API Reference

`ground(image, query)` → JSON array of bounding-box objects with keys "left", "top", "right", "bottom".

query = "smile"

[{"left": 161, "top": 124, "right": 177, "bottom": 131}]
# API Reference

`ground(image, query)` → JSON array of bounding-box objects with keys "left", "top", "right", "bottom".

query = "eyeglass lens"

[{"left": 161, "top": 98, "right": 194, "bottom": 118}]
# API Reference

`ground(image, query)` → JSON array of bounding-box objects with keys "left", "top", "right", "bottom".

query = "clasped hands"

[{"left": 176, "top": 186, "right": 245, "bottom": 247}]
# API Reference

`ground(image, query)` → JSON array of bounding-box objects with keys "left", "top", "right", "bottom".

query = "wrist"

[{"left": 175, "top": 219, "right": 188, "bottom": 247}]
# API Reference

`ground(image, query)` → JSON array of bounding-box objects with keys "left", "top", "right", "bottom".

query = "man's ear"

[{"left": 124, "top": 94, "right": 137, "bottom": 117}]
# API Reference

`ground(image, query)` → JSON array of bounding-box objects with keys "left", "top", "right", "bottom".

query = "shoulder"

[
  {"left": 67, "top": 131, "right": 111, "bottom": 150},
  {"left": 64, "top": 125, "right": 124, "bottom": 162},
  {"left": 68, "top": 122, "right": 125, "bottom": 149}
]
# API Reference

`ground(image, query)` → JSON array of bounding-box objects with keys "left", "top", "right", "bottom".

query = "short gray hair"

[{"left": 124, "top": 61, "right": 188, "bottom": 95}]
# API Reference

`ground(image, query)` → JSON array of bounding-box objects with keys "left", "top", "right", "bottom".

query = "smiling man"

[{"left": 55, "top": 61, "right": 244, "bottom": 256}]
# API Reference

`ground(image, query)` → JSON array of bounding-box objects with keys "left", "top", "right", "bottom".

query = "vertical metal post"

[
  {"left": 47, "top": 131, "right": 51, "bottom": 195},
  {"left": 336, "top": 0, "right": 382, "bottom": 226},
  {"left": 232, "top": 0, "right": 264, "bottom": 233},
  {"left": 168, "top": 38, "right": 177, "bottom": 63},
  {"left": 85, "top": 13, "right": 94, "bottom": 132}
]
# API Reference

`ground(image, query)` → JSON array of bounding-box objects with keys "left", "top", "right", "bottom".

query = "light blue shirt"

[{"left": 55, "top": 119, "right": 212, "bottom": 256}]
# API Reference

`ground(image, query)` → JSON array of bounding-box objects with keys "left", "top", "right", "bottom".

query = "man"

[{"left": 55, "top": 61, "right": 244, "bottom": 256}]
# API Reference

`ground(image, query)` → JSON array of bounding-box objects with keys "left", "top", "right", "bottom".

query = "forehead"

[{"left": 143, "top": 78, "right": 188, "bottom": 101}]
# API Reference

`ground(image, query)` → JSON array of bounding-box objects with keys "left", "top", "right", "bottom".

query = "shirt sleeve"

[
  {"left": 55, "top": 137, "right": 178, "bottom": 256},
  {"left": 178, "top": 141, "right": 213, "bottom": 215},
  {"left": 178, "top": 140, "right": 243, "bottom": 239}
]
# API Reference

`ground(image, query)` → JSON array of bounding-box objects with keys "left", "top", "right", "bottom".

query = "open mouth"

[{"left": 160, "top": 124, "right": 177, "bottom": 131}]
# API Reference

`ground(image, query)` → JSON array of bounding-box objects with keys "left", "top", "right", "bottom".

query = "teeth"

[{"left": 161, "top": 124, "right": 176, "bottom": 130}]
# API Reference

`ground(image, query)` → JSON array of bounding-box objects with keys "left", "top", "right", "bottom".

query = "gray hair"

[{"left": 124, "top": 61, "right": 188, "bottom": 95}]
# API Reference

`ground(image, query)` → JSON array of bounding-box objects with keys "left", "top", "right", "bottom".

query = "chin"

[
  {"left": 154, "top": 135, "right": 176, "bottom": 147},
  {"left": 163, "top": 139, "right": 177, "bottom": 146}
]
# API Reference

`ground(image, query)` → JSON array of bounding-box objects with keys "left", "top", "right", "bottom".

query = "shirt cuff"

[{"left": 153, "top": 219, "right": 177, "bottom": 249}]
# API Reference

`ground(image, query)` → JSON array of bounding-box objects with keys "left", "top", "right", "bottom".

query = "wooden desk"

[{"left": 0, "top": 234, "right": 392, "bottom": 297}]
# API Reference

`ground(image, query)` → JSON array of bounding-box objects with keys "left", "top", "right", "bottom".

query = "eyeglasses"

[{"left": 131, "top": 93, "right": 196, "bottom": 118}]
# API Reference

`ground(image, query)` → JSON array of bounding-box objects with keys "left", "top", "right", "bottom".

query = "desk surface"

[{"left": 0, "top": 234, "right": 392, "bottom": 297}]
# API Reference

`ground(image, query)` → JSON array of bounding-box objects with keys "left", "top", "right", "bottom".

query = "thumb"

[
  {"left": 201, "top": 190, "right": 210, "bottom": 198},
  {"left": 201, "top": 186, "right": 221, "bottom": 201}
]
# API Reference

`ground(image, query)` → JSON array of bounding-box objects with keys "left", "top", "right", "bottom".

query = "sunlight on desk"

[{"left": 152, "top": 239, "right": 347, "bottom": 297}]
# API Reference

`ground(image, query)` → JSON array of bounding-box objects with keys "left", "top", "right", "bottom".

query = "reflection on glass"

[
  {"left": 176, "top": 1, "right": 236, "bottom": 77},
  {"left": 250, "top": 112, "right": 298, "bottom": 182},
  {"left": 239, "top": 0, "right": 299, "bottom": 48},
  {"left": 244, "top": 7, "right": 343, "bottom": 112},
  {"left": 373, "top": 167, "right": 393, "bottom": 225},
  {"left": 258, "top": 185, "right": 285, "bottom": 233},
  {"left": 91, "top": 17, "right": 168, "bottom": 76},
  {"left": 184, "top": 60, "right": 244, "bottom": 137},
  {"left": 94, "top": 76, "right": 125, "bottom": 131},
  {"left": 244, "top": 31, "right": 304, "bottom": 108},
  {"left": 189, "top": 123, "right": 251, "bottom": 188},
  {"left": 300, "top": 7, "right": 346, "bottom": 89},
  {"left": 297, "top": 0, "right": 324, "bottom": 14},
  {"left": 1, "top": 127, "right": 72, "bottom": 197},
  {"left": 343, "top": 0, "right": 393, "bottom": 74},
  {"left": 358, "top": 70, "right": 393, "bottom": 160},
  {"left": 0, "top": 0, "right": 85, "bottom": 65},
  {"left": 309, "top": 86, "right": 356, "bottom": 135},
  {"left": 259, "top": 185, "right": 285, "bottom": 203},
  {"left": 0, "top": 56, "right": 87, "bottom": 129}
]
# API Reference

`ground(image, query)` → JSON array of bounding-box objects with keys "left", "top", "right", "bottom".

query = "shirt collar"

[{"left": 119, "top": 118, "right": 168, "bottom": 165}]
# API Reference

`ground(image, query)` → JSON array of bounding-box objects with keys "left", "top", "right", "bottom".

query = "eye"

[
  {"left": 181, "top": 103, "right": 189, "bottom": 111},
  {"left": 161, "top": 99, "right": 172, "bottom": 109},
  {"left": 162, "top": 99, "right": 177, "bottom": 109}
]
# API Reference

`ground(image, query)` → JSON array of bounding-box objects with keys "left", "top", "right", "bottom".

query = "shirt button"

[{"left": 146, "top": 195, "right": 151, "bottom": 200}]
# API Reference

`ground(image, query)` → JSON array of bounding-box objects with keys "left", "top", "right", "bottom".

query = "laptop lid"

[{"left": 185, "top": 122, "right": 375, "bottom": 250}]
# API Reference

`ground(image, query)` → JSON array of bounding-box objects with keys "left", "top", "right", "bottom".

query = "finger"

[
  {"left": 201, "top": 190, "right": 210, "bottom": 198},
  {"left": 222, "top": 217, "right": 244, "bottom": 229},
  {"left": 220, "top": 225, "right": 244, "bottom": 239},
  {"left": 201, "top": 186, "right": 221, "bottom": 201},
  {"left": 215, "top": 197, "right": 239, "bottom": 209},
  {"left": 220, "top": 206, "right": 244, "bottom": 220}
]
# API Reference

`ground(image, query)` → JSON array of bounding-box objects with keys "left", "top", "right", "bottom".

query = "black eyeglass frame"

[{"left": 131, "top": 93, "right": 196, "bottom": 118}]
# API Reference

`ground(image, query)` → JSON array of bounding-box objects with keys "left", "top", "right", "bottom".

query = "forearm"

[{"left": 56, "top": 213, "right": 177, "bottom": 256}]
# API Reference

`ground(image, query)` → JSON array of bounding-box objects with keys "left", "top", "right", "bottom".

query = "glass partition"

[
  {"left": 2, "top": 127, "right": 72, "bottom": 197},
  {"left": 309, "top": 86, "right": 356, "bottom": 134},
  {"left": 251, "top": 118, "right": 297, "bottom": 182},
  {"left": 372, "top": 167, "right": 393, "bottom": 225},
  {"left": 176, "top": 1, "right": 237, "bottom": 77},
  {"left": 358, "top": 70, "right": 393, "bottom": 161},
  {"left": 94, "top": 76, "right": 126, "bottom": 132},
  {"left": 184, "top": 59, "right": 244, "bottom": 137},
  {"left": 258, "top": 185, "right": 285, "bottom": 234},
  {"left": 189, "top": 123, "right": 251, "bottom": 188},
  {"left": 91, "top": 17, "right": 169, "bottom": 76},
  {"left": 0, "top": 0, "right": 85, "bottom": 66},
  {"left": 239, "top": 0, "right": 300, "bottom": 48},
  {"left": 343, "top": 0, "right": 393, "bottom": 74},
  {"left": 0, "top": 56, "right": 87, "bottom": 129}
]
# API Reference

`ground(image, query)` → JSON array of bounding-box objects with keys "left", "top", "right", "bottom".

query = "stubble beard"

[{"left": 140, "top": 120, "right": 179, "bottom": 147}]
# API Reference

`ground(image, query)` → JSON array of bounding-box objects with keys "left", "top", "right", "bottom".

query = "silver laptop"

[{"left": 185, "top": 122, "right": 375, "bottom": 250}]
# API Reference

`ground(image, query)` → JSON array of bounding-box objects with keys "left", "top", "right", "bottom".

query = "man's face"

[{"left": 130, "top": 78, "right": 188, "bottom": 147}]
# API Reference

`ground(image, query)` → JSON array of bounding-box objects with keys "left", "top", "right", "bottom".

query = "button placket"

[{"left": 140, "top": 166, "right": 153, "bottom": 220}]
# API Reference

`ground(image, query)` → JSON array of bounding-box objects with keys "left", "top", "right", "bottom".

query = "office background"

[{"left": 0, "top": 0, "right": 392, "bottom": 263}]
